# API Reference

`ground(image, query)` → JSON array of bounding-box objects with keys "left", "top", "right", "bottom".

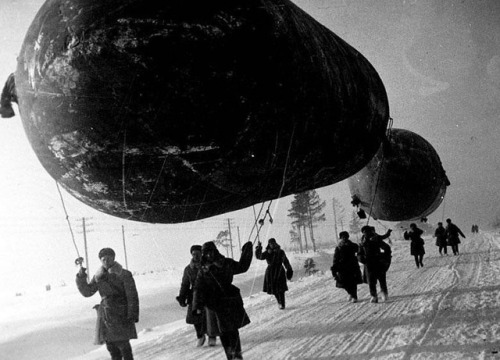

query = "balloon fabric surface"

[{"left": 14, "top": 0, "right": 390, "bottom": 223}]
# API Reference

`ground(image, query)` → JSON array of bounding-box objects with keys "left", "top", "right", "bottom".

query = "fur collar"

[{"left": 95, "top": 261, "right": 123, "bottom": 279}]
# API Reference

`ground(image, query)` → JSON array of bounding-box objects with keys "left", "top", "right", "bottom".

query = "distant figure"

[
  {"left": 331, "top": 231, "right": 362, "bottom": 303},
  {"left": 404, "top": 223, "right": 425, "bottom": 268},
  {"left": 358, "top": 226, "right": 392, "bottom": 303},
  {"left": 0, "top": 73, "right": 17, "bottom": 118},
  {"left": 445, "top": 218, "right": 466, "bottom": 255},
  {"left": 255, "top": 238, "right": 294, "bottom": 309},
  {"left": 76, "top": 248, "right": 139, "bottom": 360},
  {"left": 434, "top": 222, "right": 448, "bottom": 256},
  {"left": 176, "top": 245, "right": 217, "bottom": 347},
  {"left": 193, "top": 241, "right": 253, "bottom": 360}
]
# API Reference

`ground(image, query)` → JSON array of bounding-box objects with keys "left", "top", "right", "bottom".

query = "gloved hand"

[
  {"left": 192, "top": 308, "right": 203, "bottom": 316},
  {"left": 286, "top": 268, "right": 293, "bottom": 281},
  {"left": 176, "top": 296, "right": 187, "bottom": 307},
  {"left": 241, "top": 241, "right": 253, "bottom": 253},
  {"left": 77, "top": 267, "right": 87, "bottom": 278}
]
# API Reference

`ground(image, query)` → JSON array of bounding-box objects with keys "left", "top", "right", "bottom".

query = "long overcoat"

[
  {"left": 404, "top": 228, "right": 425, "bottom": 256},
  {"left": 192, "top": 242, "right": 253, "bottom": 333},
  {"left": 76, "top": 262, "right": 139, "bottom": 344},
  {"left": 178, "top": 259, "right": 205, "bottom": 326},
  {"left": 434, "top": 226, "right": 447, "bottom": 247},
  {"left": 255, "top": 244, "right": 293, "bottom": 295},
  {"left": 331, "top": 239, "right": 362, "bottom": 289}
]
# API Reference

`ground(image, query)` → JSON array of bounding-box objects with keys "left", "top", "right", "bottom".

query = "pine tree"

[{"left": 288, "top": 190, "right": 326, "bottom": 252}]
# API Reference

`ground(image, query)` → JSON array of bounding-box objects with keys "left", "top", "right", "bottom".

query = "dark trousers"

[
  {"left": 451, "top": 244, "right": 459, "bottom": 255},
  {"left": 194, "top": 322, "right": 204, "bottom": 339},
  {"left": 274, "top": 292, "right": 285, "bottom": 307},
  {"left": 414, "top": 254, "right": 424, "bottom": 267},
  {"left": 344, "top": 284, "right": 358, "bottom": 300},
  {"left": 438, "top": 245, "right": 447, "bottom": 255},
  {"left": 366, "top": 268, "right": 387, "bottom": 298},
  {"left": 220, "top": 330, "right": 242, "bottom": 360},
  {"left": 106, "top": 340, "right": 133, "bottom": 360}
]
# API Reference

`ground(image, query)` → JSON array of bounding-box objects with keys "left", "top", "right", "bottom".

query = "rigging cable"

[{"left": 55, "top": 180, "right": 81, "bottom": 261}]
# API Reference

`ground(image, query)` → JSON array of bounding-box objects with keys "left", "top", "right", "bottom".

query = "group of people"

[
  {"left": 175, "top": 238, "right": 293, "bottom": 359},
  {"left": 75, "top": 238, "right": 293, "bottom": 360},
  {"left": 74, "top": 218, "right": 467, "bottom": 359},
  {"left": 331, "top": 218, "right": 468, "bottom": 305},
  {"left": 331, "top": 226, "right": 392, "bottom": 304}
]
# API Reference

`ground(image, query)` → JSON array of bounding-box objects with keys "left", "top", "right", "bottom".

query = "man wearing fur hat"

[
  {"left": 76, "top": 248, "right": 139, "bottom": 360},
  {"left": 193, "top": 240, "right": 253, "bottom": 360}
]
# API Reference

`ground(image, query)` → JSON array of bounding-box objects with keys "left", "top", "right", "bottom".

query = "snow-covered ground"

[
  {"left": 3, "top": 232, "right": 500, "bottom": 359},
  {"left": 66, "top": 231, "right": 500, "bottom": 360}
]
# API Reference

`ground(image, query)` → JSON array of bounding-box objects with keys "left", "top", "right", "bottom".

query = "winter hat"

[
  {"left": 98, "top": 248, "right": 115, "bottom": 259},
  {"left": 268, "top": 238, "right": 277, "bottom": 245},
  {"left": 190, "top": 245, "right": 202, "bottom": 253},
  {"left": 361, "top": 225, "right": 371, "bottom": 233},
  {"left": 339, "top": 231, "right": 349, "bottom": 239},
  {"left": 202, "top": 241, "right": 217, "bottom": 253}
]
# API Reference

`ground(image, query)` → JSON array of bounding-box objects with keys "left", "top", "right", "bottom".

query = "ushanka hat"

[
  {"left": 98, "top": 247, "right": 115, "bottom": 259},
  {"left": 190, "top": 245, "right": 202, "bottom": 253}
]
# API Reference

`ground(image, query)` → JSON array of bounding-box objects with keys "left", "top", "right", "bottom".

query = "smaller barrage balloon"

[{"left": 348, "top": 128, "right": 450, "bottom": 222}]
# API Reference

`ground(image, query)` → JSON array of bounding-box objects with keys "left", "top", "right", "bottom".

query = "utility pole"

[
  {"left": 237, "top": 226, "right": 242, "bottom": 252},
  {"left": 227, "top": 218, "right": 234, "bottom": 258},
  {"left": 122, "top": 225, "right": 129, "bottom": 269},
  {"left": 82, "top": 217, "right": 89, "bottom": 281}
]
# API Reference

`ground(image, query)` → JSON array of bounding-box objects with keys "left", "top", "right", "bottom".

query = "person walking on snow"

[
  {"left": 358, "top": 226, "right": 392, "bottom": 303},
  {"left": 331, "top": 231, "right": 362, "bottom": 303},
  {"left": 445, "top": 218, "right": 466, "bottom": 255},
  {"left": 255, "top": 238, "right": 294, "bottom": 309},
  {"left": 434, "top": 222, "right": 448, "bottom": 256},
  {"left": 193, "top": 241, "right": 253, "bottom": 360},
  {"left": 76, "top": 248, "right": 139, "bottom": 360},
  {"left": 176, "top": 245, "right": 217, "bottom": 347},
  {"left": 404, "top": 223, "right": 425, "bottom": 268}
]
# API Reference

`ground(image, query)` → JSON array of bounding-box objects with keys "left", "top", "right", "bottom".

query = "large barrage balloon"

[
  {"left": 15, "top": 0, "right": 389, "bottom": 223},
  {"left": 348, "top": 128, "right": 450, "bottom": 222}
]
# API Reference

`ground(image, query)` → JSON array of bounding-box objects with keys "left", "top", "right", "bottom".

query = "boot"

[
  {"left": 197, "top": 335, "right": 206, "bottom": 347},
  {"left": 208, "top": 337, "right": 216, "bottom": 347},
  {"left": 370, "top": 296, "right": 378, "bottom": 303}
]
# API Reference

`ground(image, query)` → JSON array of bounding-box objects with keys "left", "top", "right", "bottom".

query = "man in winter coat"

[
  {"left": 176, "top": 245, "right": 217, "bottom": 347},
  {"left": 358, "top": 226, "right": 392, "bottom": 303},
  {"left": 193, "top": 241, "right": 253, "bottom": 360},
  {"left": 255, "top": 238, "right": 293, "bottom": 309},
  {"left": 76, "top": 248, "right": 139, "bottom": 360},
  {"left": 331, "top": 231, "right": 362, "bottom": 303},
  {"left": 404, "top": 223, "right": 425, "bottom": 268},
  {"left": 434, "top": 222, "right": 447, "bottom": 256},
  {"left": 445, "top": 218, "right": 466, "bottom": 255}
]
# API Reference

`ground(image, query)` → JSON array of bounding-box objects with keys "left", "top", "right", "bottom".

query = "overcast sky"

[{"left": 0, "top": 0, "right": 498, "bottom": 292}]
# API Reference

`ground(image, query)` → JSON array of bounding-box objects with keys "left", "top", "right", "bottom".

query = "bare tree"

[{"left": 332, "top": 196, "right": 346, "bottom": 243}]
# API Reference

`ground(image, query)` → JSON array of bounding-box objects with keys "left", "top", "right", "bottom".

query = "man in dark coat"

[
  {"left": 404, "top": 223, "right": 425, "bottom": 268},
  {"left": 445, "top": 218, "right": 466, "bottom": 255},
  {"left": 358, "top": 226, "right": 392, "bottom": 303},
  {"left": 193, "top": 241, "right": 253, "bottom": 360},
  {"left": 176, "top": 245, "right": 217, "bottom": 347},
  {"left": 76, "top": 248, "right": 139, "bottom": 360},
  {"left": 255, "top": 238, "right": 293, "bottom": 309},
  {"left": 331, "top": 231, "right": 362, "bottom": 303},
  {"left": 434, "top": 222, "right": 447, "bottom": 256}
]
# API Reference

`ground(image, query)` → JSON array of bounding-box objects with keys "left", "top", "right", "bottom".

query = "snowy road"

[{"left": 79, "top": 233, "right": 500, "bottom": 359}]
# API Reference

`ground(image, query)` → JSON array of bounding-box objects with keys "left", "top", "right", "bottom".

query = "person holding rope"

[
  {"left": 255, "top": 238, "right": 294, "bottom": 309},
  {"left": 192, "top": 241, "right": 253, "bottom": 360},
  {"left": 404, "top": 223, "right": 426, "bottom": 268},
  {"left": 76, "top": 248, "right": 139, "bottom": 360},
  {"left": 358, "top": 226, "right": 392, "bottom": 303}
]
